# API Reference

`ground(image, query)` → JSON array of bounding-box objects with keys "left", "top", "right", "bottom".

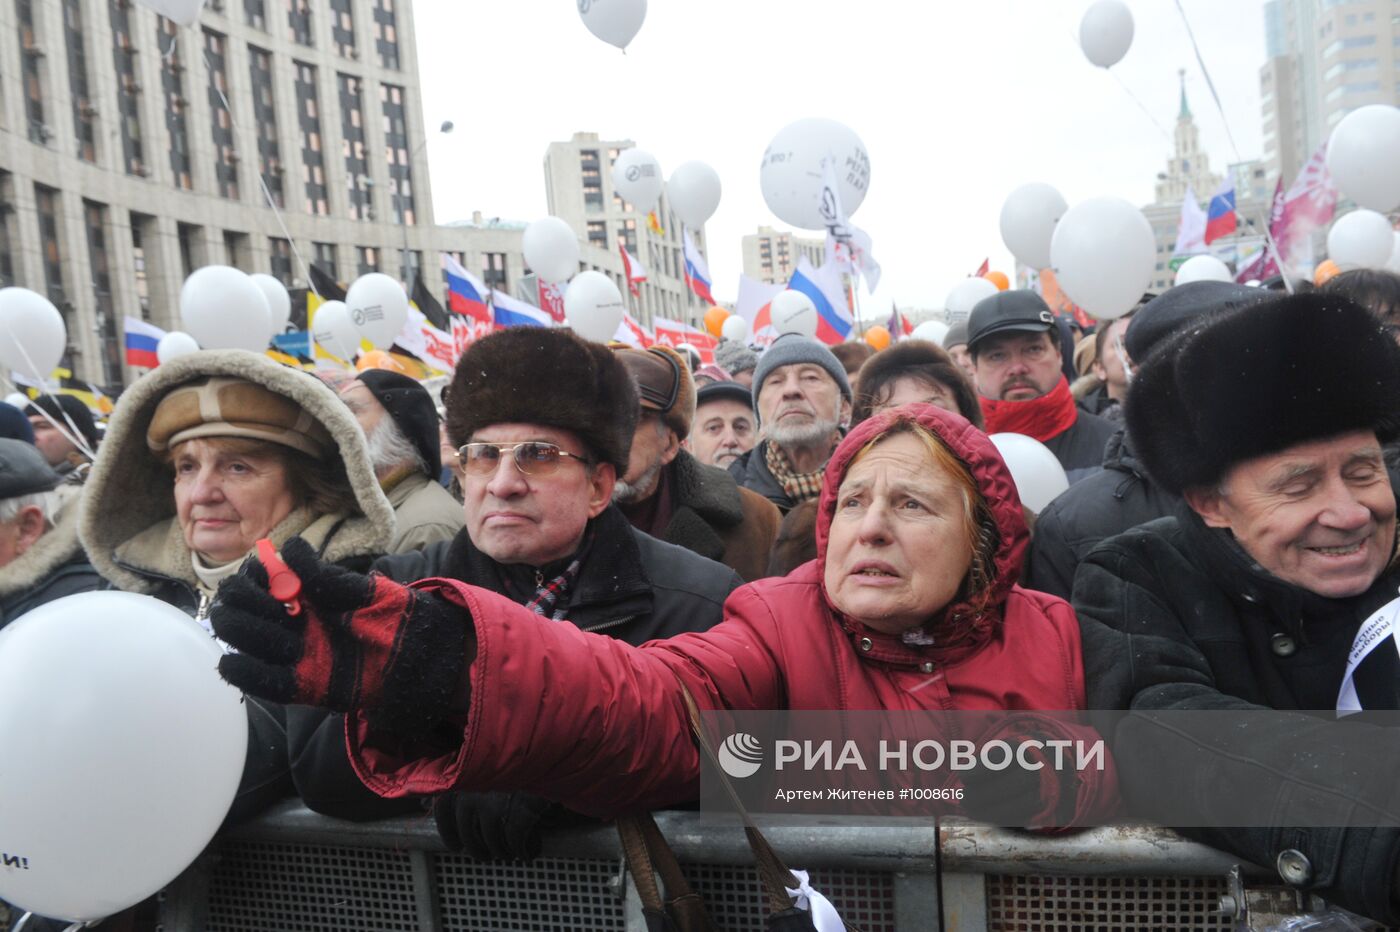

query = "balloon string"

[
  {"left": 199, "top": 47, "right": 318, "bottom": 299},
  {"left": 1106, "top": 69, "right": 1173, "bottom": 143},
  {"left": 1171, "top": 0, "right": 1294, "bottom": 294},
  {"left": 0, "top": 319, "right": 99, "bottom": 461}
]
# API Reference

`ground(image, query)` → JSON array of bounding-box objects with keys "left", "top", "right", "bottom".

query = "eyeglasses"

[{"left": 456, "top": 441, "right": 590, "bottom": 478}]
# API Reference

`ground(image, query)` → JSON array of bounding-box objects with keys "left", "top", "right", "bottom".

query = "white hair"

[
  {"left": 0, "top": 489, "right": 58, "bottom": 525},
  {"left": 366, "top": 416, "right": 427, "bottom": 475}
]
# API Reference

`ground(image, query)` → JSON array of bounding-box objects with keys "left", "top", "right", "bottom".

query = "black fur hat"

[
  {"left": 444, "top": 328, "right": 639, "bottom": 472},
  {"left": 1126, "top": 293, "right": 1400, "bottom": 496}
]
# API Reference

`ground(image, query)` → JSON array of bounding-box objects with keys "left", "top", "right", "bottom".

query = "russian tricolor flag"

[
  {"left": 683, "top": 229, "right": 716, "bottom": 305},
  {"left": 491, "top": 291, "right": 552, "bottom": 329},
  {"left": 443, "top": 254, "right": 491, "bottom": 324},
  {"left": 787, "top": 258, "right": 853, "bottom": 346},
  {"left": 1204, "top": 177, "right": 1237, "bottom": 244},
  {"left": 124, "top": 316, "right": 165, "bottom": 368}
]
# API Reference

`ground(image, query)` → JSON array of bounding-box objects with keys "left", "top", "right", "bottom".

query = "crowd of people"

[{"left": 5, "top": 267, "right": 1400, "bottom": 926}]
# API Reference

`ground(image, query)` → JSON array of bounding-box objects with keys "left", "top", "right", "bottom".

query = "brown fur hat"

[{"left": 445, "top": 328, "right": 639, "bottom": 472}]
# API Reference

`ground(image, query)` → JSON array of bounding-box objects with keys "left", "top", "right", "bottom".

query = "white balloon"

[
  {"left": 1328, "top": 209, "right": 1396, "bottom": 270},
  {"left": 346, "top": 272, "right": 410, "bottom": 350},
  {"left": 0, "top": 591, "right": 246, "bottom": 921},
  {"left": 3, "top": 392, "right": 27, "bottom": 409},
  {"left": 564, "top": 271, "right": 625, "bottom": 343},
  {"left": 1079, "top": 0, "right": 1134, "bottom": 68},
  {"left": 989, "top": 433, "right": 1070, "bottom": 514},
  {"left": 577, "top": 0, "right": 646, "bottom": 50},
  {"left": 1174, "top": 254, "right": 1234, "bottom": 285},
  {"left": 999, "top": 183, "right": 1069, "bottom": 270},
  {"left": 249, "top": 274, "right": 291, "bottom": 335},
  {"left": 1051, "top": 197, "right": 1156, "bottom": 320},
  {"left": 134, "top": 0, "right": 206, "bottom": 25},
  {"left": 946, "top": 278, "right": 1000, "bottom": 319},
  {"left": 522, "top": 217, "right": 581, "bottom": 284},
  {"left": 179, "top": 266, "right": 273, "bottom": 353},
  {"left": 310, "top": 300, "right": 360, "bottom": 362},
  {"left": 1388, "top": 233, "right": 1400, "bottom": 274},
  {"left": 0, "top": 288, "right": 67, "bottom": 383},
  {"left": 156, "top": 331, "right": 201, "bottom": 364},
  {"left": 769, "top": 290, "right": 819, "bottom": 339},
  {"left": 911, "top": 320, "right": 950, "bottom": 345},
  {"left": 759, "top": 118, "right": 870, "bottom": 231},
  {"left": 720, "top": 315, "right": 750, "bottom": 343},
  {"left": 667, "top": 161, "right": 723, "bottom": 229},
  {"left": 612, "top": 148, "right": 664, "bottom": 213},
  {"left": 1326, "top": 105, "right": 1400, "bottom": 213}
]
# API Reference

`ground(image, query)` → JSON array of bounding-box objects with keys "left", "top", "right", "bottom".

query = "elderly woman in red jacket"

[{"left": 214, "top": 403, "right": 1112, "bottom": 824}]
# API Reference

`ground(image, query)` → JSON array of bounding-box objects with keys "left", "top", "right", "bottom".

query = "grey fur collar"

[
  {"left": 0, "top": 503, "right": 85, "bottom": 598},
  {"left": 670, "top": 451, "right": 743, "bottom": 527},
  {"left": 80, "top": 350, "right": 394, "bottom": 593}
]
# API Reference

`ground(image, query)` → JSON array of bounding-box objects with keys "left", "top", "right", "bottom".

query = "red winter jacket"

[{"left": 349, "top": 404, "right": 1115, "bottom": 822}]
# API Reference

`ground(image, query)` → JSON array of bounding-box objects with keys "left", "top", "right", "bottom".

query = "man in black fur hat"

[
  {"left": 276, "top": 328, "right": 742, "bottom": 857},
  {"left": 1075, "top": 293, "right": 1400, "bottom": 923}
]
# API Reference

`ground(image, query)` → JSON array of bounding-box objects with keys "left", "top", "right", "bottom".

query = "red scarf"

[{"left": 980, "top": 376, "right": 1078, "bottom": 443}]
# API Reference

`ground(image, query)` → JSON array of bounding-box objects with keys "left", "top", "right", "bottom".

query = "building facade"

[
  {"left": 542, "top": 131, "right": 708, "bottom": 330},
  {"left": 1260, "top": 0, "right": 1399, "bottom": 186},
  {"left": 739, "top": 225, "right": 824, "bottom": 286},
  {"left": 0, "top": 0, "right": 460, "bottom": 390}
]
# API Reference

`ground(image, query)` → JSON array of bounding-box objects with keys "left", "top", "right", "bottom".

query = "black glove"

[
  {"left": 432, "top": 791, "right": 558, "bottom": 861},
  {"left": 213, "top": 537, "right": 469, "bottom": 740}
]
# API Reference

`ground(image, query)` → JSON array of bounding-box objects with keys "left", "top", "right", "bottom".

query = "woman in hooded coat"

[
  {"left": 80, "top": 350, "right": 396, "bottom": 823},
  {"left": 213, "top": 403, "right": 1114, "bottom": 824}
]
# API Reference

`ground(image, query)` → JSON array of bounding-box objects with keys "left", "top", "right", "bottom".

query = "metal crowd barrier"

[{"left": 158, "top": 801, "right": 1260, "bottom": 931}]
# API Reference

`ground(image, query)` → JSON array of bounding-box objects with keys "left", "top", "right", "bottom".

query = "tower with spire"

[{"left": 1153, "top": 69, "right": 1221, "bottom": 204}]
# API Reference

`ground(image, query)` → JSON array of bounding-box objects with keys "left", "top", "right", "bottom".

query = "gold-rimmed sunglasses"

[{"left": 456, "top": 441, "right": 590, "bottom": 477}]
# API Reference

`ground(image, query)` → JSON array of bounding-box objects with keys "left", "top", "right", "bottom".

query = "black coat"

[
  {"left": 1074, "top": 509, "right": 1400, "bottom": 922},
  {"left": 1023, "top": 429, "right": 1179, "bottom": 600},
  {"left": 288, "top": 505, "right": 743, "bottom": 821},
  {"left": 726, "top": 440, "right": 796, "bottom": 513},
  {"left": 1042, "top": 409, "right": 1118, "bottom": 485}
]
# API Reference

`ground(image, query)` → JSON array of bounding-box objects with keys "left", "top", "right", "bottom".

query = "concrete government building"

[{"left": 0, "top": 0, "right": 705, "bottom": 392}]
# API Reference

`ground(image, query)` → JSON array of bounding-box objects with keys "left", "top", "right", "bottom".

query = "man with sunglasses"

[
  {"left": 612, "top": 345, "right": 780, "bottom": 582},
  {"left": 280, "top": 328, "right": 742, "bottom": 857}
]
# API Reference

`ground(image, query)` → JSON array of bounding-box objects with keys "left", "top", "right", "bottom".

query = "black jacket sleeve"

[
  {"left": 1021, "top": 500, "right": 1077, "bottom": 600},
  {"left": 224, "top": 697, "right": 294, "bottom": 826},
  {"left": 1073, "top": 537, "right": 1400, "bottom": 924},
  {"left": 286, "top": 706, "right": 425, "bottom": 821}
]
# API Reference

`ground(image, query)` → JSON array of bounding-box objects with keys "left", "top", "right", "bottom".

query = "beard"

[
  {"left": 612, "top": 456, "right": 666, "bottom": 505},
  {"left": 764, "top": 411, "right": 842, "bottom": 450}
]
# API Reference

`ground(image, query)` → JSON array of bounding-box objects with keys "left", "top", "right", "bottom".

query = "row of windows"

[
  {"left": 13, "top": 3, "right": 416, "bottom": 224},
  {"left": 236, "top": 0, "right": 399, "bottom": 68}
]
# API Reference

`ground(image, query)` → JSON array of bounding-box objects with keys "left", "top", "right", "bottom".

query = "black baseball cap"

[
  {"left": 696, "top": 380, "right": 753, "bottom": 410},
  {"left": 966, "top": 291, "right": 1055, "bottom": 354}
]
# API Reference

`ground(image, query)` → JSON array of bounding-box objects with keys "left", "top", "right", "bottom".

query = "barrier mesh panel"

[
  {"left": 205, "top": 841, "right": 420, "bottom": 931},
  {"left": 986, "top": 875, "right": 1233, "bottom": 932},
  {"left": 434, "top": 853, "right": 627, "bottom": 930},
  {"left": 680, "top": 863, "right": 897, "bottom": 931}
]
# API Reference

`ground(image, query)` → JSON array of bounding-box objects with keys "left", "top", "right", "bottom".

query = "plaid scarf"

[
  {"left": 764, "top": 441, "right": 826, "bottom": 505},
  {"left": 502, "top": 531, "right": 593, "bottom": 620}
]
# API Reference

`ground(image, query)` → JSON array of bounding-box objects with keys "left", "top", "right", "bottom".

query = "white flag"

[
  {"left": 821, "top": 157, "right": 881, "bottom": 290},
  {"left": 1173, "top": 184, "right": 1207, "bottom": 257}
]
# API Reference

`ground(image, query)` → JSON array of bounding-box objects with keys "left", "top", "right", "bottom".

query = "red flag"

[
  {"left": 972, "top": 258, "right": 990, "bottom": 278},
  {"left": 536, "top": 280, "right": 566, "bottom": 324}
]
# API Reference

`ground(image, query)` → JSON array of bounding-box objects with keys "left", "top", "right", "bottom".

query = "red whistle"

[{"left": 256, "top": 538, "right": 303, "bottom": 617}]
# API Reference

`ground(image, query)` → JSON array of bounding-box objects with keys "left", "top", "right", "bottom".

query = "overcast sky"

[{"left": 412, "top": 1, "right": 1267, "bottom": 315}]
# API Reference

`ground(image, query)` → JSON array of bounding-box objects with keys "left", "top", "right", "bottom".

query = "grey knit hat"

[
  {"left": 751, "top": 334, "right": 852, "bottom": 420},
  {"left": 714, "top": 339, "right": 758, "bottom": 378}
]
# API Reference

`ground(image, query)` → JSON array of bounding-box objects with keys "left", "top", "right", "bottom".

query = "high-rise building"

[
  {"left": 0, "top": 0, "right": 448, "bottom": 390},
  {"left": 1143, "top": 79, "right": 1268, "bottom": 292},
  {"left": 1260, "top": 0, "right": 1398, "bottom": 186},
  {"left": 740, "top": 226, "right": 824, "bottom": 285},
  {"left": 543, "top": 132, "right": 707, "bottom": 329}
]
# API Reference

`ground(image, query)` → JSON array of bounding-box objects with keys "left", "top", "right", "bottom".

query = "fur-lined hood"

[{"left": 80, "top": 350, "right": 393, "bottom": 594}]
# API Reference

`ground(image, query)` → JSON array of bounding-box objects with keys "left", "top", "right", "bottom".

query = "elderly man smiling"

[{"left": 1075, "top": 293, "right": 1400, "bottom": 923}]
